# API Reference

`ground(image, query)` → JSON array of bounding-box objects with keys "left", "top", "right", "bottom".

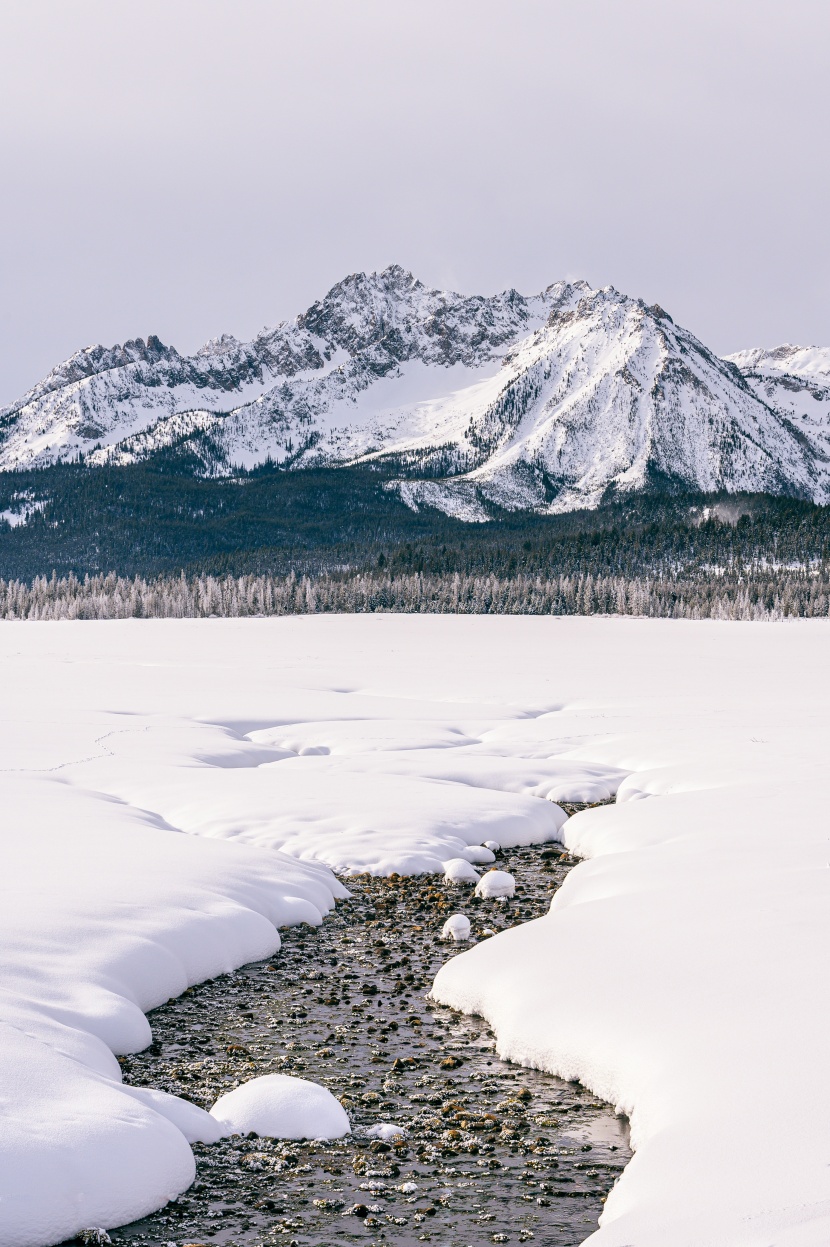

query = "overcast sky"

[{"left": 1, "top": 0, "right": 828, "bottom": 404}]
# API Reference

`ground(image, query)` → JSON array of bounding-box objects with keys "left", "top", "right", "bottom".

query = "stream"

[{"left": 110, "top": 831, "right": 630, "bottom": 1247}]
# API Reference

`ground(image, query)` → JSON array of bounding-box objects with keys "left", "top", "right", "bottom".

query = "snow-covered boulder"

[
  {"left": 366, "top": 1122, "right": 406, "bottom": 1142},
  {"left": 210, "top": 1075, "right": 350, "bottom": 1140},
  {"left": 475, "top": 869, "right": 515, "bottom": 899},
  {"left": 464, "top": 845, "right": 496, "bottom": 865},
  {"left": 483, "top": 840, "right": 501, "bottom": 853},
  {"left": 442, "top": 914, "right": 472, "bottom": 942},
  {"left": 443, "top": 858, "right": 480, "bottom": 885}
]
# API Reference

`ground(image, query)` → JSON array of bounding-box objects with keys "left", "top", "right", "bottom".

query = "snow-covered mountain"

[
  {"left": 2, "top": 265, "right": 829, "bottom": 517},
  {"left": 723, "top": 344, "right": 830, "bottom": 482}
]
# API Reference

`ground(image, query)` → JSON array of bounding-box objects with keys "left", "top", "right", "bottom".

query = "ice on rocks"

[
  {"left": 442, "top": 914, "right": 472, "bottom": 941},
  {"left": 210, "top": 1074, "right": 351, "bottom": 1140},
  {"left": 475, "top": 869, "right": 516, "bottom": 899},
  {"left": 443, "top": 858, "right": 480, "bottom": 885}
]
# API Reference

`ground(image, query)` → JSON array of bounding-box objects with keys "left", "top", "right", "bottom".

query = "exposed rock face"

[{"left": 2, "top": 265, "right": 829, "bottom": 516}]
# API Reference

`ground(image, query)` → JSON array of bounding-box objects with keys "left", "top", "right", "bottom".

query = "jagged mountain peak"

[
  {"left": 726, "top": 343, "right": 830, "bottom": 383},
  {"left": 295, "top": 265, "right": 559, "bottom": 368},
  {"left": 196, "top": 332, "right": 244, "bottom": 359},
  {"left": 1, "top": 269, "right": 829, "bottom": 518},
  {"left": 29, "top": 333, "right": 180, "bottom": 402}
]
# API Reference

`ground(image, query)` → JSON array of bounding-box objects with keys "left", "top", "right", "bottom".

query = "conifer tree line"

[{"left": 1, "top": 567, "right": 828, "bottom": 621}]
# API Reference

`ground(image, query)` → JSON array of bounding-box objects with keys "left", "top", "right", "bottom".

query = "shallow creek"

[{"left": 110, "top": 831, "right": 630, "bottom": 1247}]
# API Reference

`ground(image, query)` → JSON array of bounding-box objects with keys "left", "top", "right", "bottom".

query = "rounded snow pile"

[
  {"left": 366, "top": 1122, "right": 406, "bottom": 1142},
  {"left": 442, "top": 913, "right": 471, "bottom": 942},
  {"left": 443, "top": 858, "right": 479, "bottom": 885},
  {"left": 210, "top": 1075, "right": 350, "bottom": 1140},
  {"left": 483, "top": 840, "right": 501, "bottom": 853},
  {"left": 465, "top": 845, "right": 496, "bottom": 865},
  {"left": 475, "top": 869, "right": 515, "bottom": 899}
]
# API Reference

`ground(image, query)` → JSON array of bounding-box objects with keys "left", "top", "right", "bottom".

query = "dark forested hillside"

[{"left": 1, "top": 462, "right": 829, "bottom": 619}]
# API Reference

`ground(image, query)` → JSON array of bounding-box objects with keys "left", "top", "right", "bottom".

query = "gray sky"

[{"left": 1, "top": 0, "right": 828, "bottom": 405}]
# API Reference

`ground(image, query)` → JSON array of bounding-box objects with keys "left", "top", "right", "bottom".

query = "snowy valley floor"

[{"left": 2, "top": 616, "right": 830, "bottom": 1247}]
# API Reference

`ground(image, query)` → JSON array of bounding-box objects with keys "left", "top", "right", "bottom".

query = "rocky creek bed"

[{"left": 108, "top": 832, "right": 631, "bottom": 1247}]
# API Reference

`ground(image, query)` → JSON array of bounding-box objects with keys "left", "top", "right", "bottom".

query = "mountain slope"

[
  {"left": 724, "top": 344, "right": 830, "bottom": 473},
  {"left": 2, "top": 266, "right": 828, "bottom": 515}
]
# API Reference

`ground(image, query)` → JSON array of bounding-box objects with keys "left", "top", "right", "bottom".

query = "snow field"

[
  {"left": 2, "top": 614, "right": 828, "bottom": 1247},
  {"left": 0, "top": 616, "right": 606, "bottom": 1246}
]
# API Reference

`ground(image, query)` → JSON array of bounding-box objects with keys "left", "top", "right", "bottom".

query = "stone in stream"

[
  {"left": 441, "top": 913, "right": 472, "bottom": 941},
  {"left": 442, "top": 857, "right": 480, "bottom": 885},
  {"left": 475, "top": 868, "right": 516, "bottom": 899}
]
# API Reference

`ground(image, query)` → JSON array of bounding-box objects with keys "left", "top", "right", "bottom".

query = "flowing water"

[{"left": 110, "top": 835, "right": 630, "bottom": 1247}]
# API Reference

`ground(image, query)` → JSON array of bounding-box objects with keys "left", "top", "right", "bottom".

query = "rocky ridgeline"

[
  {"left": 108, "top": 837, "right": 629, "bottom": 1247},
  {"left": 4, "top": 265, "right": 830, "bottom": 513}
]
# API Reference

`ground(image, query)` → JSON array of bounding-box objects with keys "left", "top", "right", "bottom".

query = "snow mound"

[
  {"left": 365, "top": 1122, "right": 406, "bottom": 1141},
  {"left": 443, "top": 858, "right": 480, "bottom": 885},
  {"left": 475, "top": 869, "right": 516, "bottom": 898},
  {"left": 483, "top": 840, "right": 501, "bottom": 852},
  {"left": 464, "top": 845, "right": 496, "bottom": 864},
  {"left": 442, "top": 914, "right": 472, "bottom": 942},
  {"left": 210, "top": 1074, "right": 350, "bottom": 1140}
]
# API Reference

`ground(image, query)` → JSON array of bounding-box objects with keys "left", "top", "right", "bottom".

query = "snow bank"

[
  {"left": 3, "top": 614, "right": 830, "bottom": 1247},
  {"left": 211, "top": 1074, "right": 350, "bottom": 1140},
  {"left": 0, "top": 769, "right": 346, "bottom": 1245}
]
